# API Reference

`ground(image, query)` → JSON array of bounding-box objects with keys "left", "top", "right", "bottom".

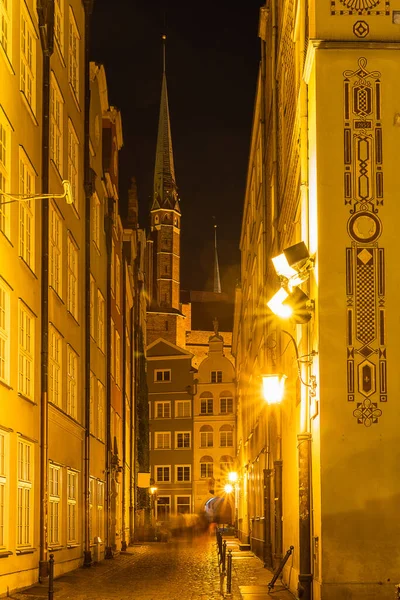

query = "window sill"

[
  {"left": 20, "top": 91, "right": 38, "bottom": 126},
  {"left": 19, "top": 256, "right": 37, "bottom": 279},
  {"left": 67, "top": 543, "right": 79, "bottom": 549},
  {"left": 49, "top": 286, "right": 64, "bottom": 305},
  {"left": 0, "top": 550, "right": 13, "bottom": 558},
  {"left": 18, "top": 392, "right": 37, "bottom": 406},
  {"left": 0, "top": 43, "right": 15, "bottom": 74},
  {"left": 16, "top": 547, "right": 36, "bottom": 555},
  {"left": 0, "top": 228, "right": 13, "bottom": 247},
  {"left": 48, "top": 545, "right": 64, "bottom": 552},
  {"left": 69, "top": 83, "right": 81, "bottom": 112},
  {"left": 66, "top": 310, "right": 80, "bottom": 326},
  {"left": 50, "top": 159, "right": 64, "bottom": 183},
  {"left": 0, "top": 379, "right": 13, "bottom": 392},
  {"left": 54, "top": 39, "right": 66, "bottom": 68}
]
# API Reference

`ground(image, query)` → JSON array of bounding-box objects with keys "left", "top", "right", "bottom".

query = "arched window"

[
  {"left": 200, "top": 391, "right": 213, "bottom": 415},
  {"left": 219, "top": 391, "right": 233, "bottom": 414},
  {"left": 219, "top": 455, "right": 234, "bottom": 475},
  {"left": 219, "top": 425, "right": 233, "bottom": 448},
  {"left": 200, "top": 425, "right": 213, "bottom": 448},
  {"left": 200, "top": 455, "right": 213, "bottom": 478}
]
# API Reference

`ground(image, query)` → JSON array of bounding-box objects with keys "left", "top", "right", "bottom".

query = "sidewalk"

[{"left": 220, "top": 535, "right": 297, "bottom": 600}]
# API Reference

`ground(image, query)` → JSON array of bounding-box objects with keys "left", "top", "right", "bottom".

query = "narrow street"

[
  {"left": 12, "top": 533, "right": 296, "bottom": 600},
  {"left": 13, "top": 534, "right": 224, "bottom": 600}
]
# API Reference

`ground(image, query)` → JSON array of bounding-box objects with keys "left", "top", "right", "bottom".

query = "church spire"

[
  {"left": 152, "top": 35, "right": 180, "bottom": 213},
  {"left": 213, "top": 224, "right": 222, "bottom": 294}
]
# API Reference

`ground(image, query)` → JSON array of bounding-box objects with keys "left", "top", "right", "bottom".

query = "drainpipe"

[
  {"left": 297, "top": 0, "right": 313, "bottom": 598},
  {"left": 105, "top": 203, "right": 113, "bottom": 559},
  {"left": 121, "top": 253, "right": 127, "bottom": 551},
  {"left": 129, "top": 300, "right": 134, "bottom": 544},
  {"left": 82, "top": 0, "right": 93, "bottom": 568},
  {"left": 37, "top": 0, "right": 53, "bottom": 580}
]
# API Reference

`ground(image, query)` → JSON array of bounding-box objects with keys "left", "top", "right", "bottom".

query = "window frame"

[
  {"left": 17, "top": 439, "right": 33, "bottom": 547},
  {"left": 0, "top": 281, "right": 10, "bottom": 386},
  {"left": 175, "top": 465, "right": 191, "bottom": 483},
  {"left": 67, "top": 470, "right": 77, "bottom": 544},
  {"left": 175, "top": 431, "right": 191, "bottom": 449},
  {"left": 48, "top": 463, "right": 61, "bottom": 546},
  {"left": 97, "top": 291, "right": 105, "bottom": 352},
  {"left": 155, "top": 465, "right": 170, "bottom": 483},
  {"left": 18, "top": 302, "right": 34, "bottom": 399},
  {"left": 66, "top": 345, "right": 78, "bottom": 419},
  {"left": 50, "top": 204, "right": 62, "bottom": 296},
  {"left": 67, "top": 234, "right": 78, "bottom": 320},
  {"left": 220, "top": 395, "right": 233, "bottom": 414},
  {"left": 0, "top": 430, "right": 8, "bottom": 549},
  {"left": 20, "top": 5, "right": 37, "bottom": 112},
  {"left": 50, "top": 73, "right": 64, "bottom": 175},
  {"left": 155, "top": 401, "right": 171, "bottom": 419},
  {"left": 19, "top": 149, "right": 35, "bottom": 269},
  {"left": 155, "top": 432, "right": 171, "bottom": 450},
  {"left": 49, "top": 325, "right": 62, "bottom": 407},
  {"left": 68, "top": 7, "right": 80, "bottom": 101},
  {"left": 154, "top": 369, "right": 171, "bottom": 383},
  {"left": 175, "top": 400, "right": 191, "bottom": 418},
  {"left": 211, "top": 370, "right": 222, "bottom": 383},
  {"left": 0, "top": 112, "right": 11, "bottom": 239},
  {"left": 67, "top": 119, "right": 79, "bottom": 210}
]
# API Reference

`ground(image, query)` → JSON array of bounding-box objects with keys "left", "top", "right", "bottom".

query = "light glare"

[
  {"left": 262, "top": 374, "right": 287, "bottom": 405},
  {"left": 267, "top": 288, "right": 292, "bottom": 318}
]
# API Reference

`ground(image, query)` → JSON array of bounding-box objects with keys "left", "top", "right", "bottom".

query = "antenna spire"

[{"left": 213, "top": 223, "right": 222, "bottom": 294}]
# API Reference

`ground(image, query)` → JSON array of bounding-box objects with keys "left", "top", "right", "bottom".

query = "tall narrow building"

[{"left": 147, "top": 37, "right": 185, "bottom": 347}]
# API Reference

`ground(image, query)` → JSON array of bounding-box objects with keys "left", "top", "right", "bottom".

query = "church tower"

[{"left": 147, "top": 36, "right": 185, "bottom": 346}]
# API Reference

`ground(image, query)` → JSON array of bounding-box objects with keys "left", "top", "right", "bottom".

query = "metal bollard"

[
  {"left": 226, "top": 549, "right": 232, "bottom": 595},
  {"left": 222, "top": 540, "right": 227, "bottom": 573},
  {"left": 48, "top": 554, "right": 54, "bottom": 600}
]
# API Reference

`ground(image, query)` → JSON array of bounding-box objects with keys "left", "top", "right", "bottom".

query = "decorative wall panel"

[
  {"left": 331, "top": 0, "right": 390, "bottom": 15},
  {"left": 343, "top": 57, "right": 386, "bottom": 426}
]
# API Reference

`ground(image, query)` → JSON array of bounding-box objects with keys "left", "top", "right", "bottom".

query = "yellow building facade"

[{"left": 234, "top": 2, "right": 400, "bottom": 599}]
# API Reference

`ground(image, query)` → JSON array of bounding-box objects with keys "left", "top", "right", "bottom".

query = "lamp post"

[{"left": 149, "top": 486, "right": 158, "bottom": 535}]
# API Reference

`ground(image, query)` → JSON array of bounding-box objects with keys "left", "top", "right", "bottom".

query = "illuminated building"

[{"left": 233, "top": 2, "right": 400, "bottom": 599}]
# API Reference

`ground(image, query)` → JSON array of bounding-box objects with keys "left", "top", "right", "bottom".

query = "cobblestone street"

[{"left": 11, "top": 534, "right": 295, "bottom": 600}]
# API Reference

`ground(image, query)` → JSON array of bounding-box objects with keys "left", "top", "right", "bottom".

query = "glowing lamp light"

[
  {"left": 150, "top": 486, "right": 158, "bottom": 495},
  {"left": 262, "top": 374, "right": 287, "bottom": 405},
  {"left": 227, "top": 471, "right": 238, "bottom": 483},
  {"left": 267, "top": 288, "right": 292, "bottom": 318},
  {"left": 224, "top": 483, "right": 234, "bottom": 494}
]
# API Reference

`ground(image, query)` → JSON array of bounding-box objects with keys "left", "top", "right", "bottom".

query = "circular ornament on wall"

[
  {"left": 347, "top": 211, "right": 382, "bottom": 243},
  {"left": 353, "top": 20, "right": 370, "bottom": 37}
]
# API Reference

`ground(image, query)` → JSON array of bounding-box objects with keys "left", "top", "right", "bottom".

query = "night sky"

[{"left": 90, "top": 1, "right": 262, "bottom": 296}]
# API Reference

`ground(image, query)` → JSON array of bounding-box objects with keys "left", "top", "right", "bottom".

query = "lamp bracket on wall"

[{"left": 0, "top": 180, "right": 73, "bottom": 205}]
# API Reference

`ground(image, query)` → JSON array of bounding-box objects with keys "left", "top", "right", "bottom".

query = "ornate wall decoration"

[
  {"left": 343, "top": 57, "right": 386, "bottom": 427},
  {"left": 331, "top": 0, "right": 390, "bottom": 15},
  {"left": 353, "top": 20, "right": 370, "bottom": 37}
]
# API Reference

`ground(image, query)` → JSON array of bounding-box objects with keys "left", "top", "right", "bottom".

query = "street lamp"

[
  {"left": 262, "top": 374, "right": 287, "bottom": 405},
  {"left": 149, "top": 486, "right": 158, "bottom": 533},
  {"left": 0, "top": 179, "right": 73, "bottom": 205}
]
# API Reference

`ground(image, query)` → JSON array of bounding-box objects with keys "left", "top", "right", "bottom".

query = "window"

[
  {"left": 67, "top": 345, "right": 77, "bottom": 418},
  {"left": 155, "top": 466, "right": 170, "bottom": 483},
  {"left": 200, "top": 456, "right": 213, "bottom": 479},
  {"left": 155, "top": 401, "right": 170, "bottom": 419},
  {"left": 155, "top": 432, "right": 171, "bottom": 449},
  {"left": 67, "top": 470, "right": 77, "bottom": 543},
  {"left": 111, "top": 240, "right": 115, "bottom": 297},
  {"left": 19, "top": 150, "right": 35, "bottom": 268},
  {"left": 220, "top": 456, "right": 234, "bottom": 476},
  {"left": 0, "top": 282, "right": 10, "bottom": 385},
  {"left": 54, "top": 0, "right": 64, "bottom": 52},
  {"left": 17, "top": 440, "right": 32, "bottom": 546},
  {"left": 49, "top": 464, "right": 60, "bottom": 545},
  {"left": 115, "top": 255, "right": 120, "bottom": 310},
  {"left": 89, "top": 274, "right": 95, "bottom": 339},
  {"left": 68, "top": 120, "right": 79, "bottom": 209},
  {"left": 220, "top": 425, "right": 233, "bottom": 447},
  {"left": 49, "top": 325, "right": 62, "bottom": 406},
  {"left": 50, "top": 74, "right": 63, "bottom": 174},
  {"left": 176, "top": 432, "right": 191, "bottom": 449},
  {"left": 115, "top": 330, "right": 120, "bottom": 387},
  {"left": 156, "top": 496, "right": 170, "bottom": 521},
  {"left": 0, "top": 0, "right": 12, "bottom": 59},
  {"left": 0, "top": 115, "right": 10, "bottom": 238},
  {"left": 154, "top": 369, "right": 171, "bottom": 382},
  {"left": 20, "top": 8, "right": 36, "bottom": 111},
  {"left": 50, "top": 205, "right": 62, "bottom": 295},
  {"left": 92, "top": 193, "right": 100, "bottom": 249},
  {"left": 176, "top": 496, "right": 190, "bottom": 514},
  {"left": 67, "top": 235, "right": 78, "bottom": 319},
  {"left": 97, "top": 380, "right": 105, "bottom": 441},
  {"left": 175, "top": 400, "right": 190, "bottom": 418},
  {"left": 176, "top": 466, "right": 191, "bottom": 482},
  {"left": 220, "top": 393, "right": 233, "bottom": 414},
  {"left": 200, "top": 425, "right": 213, "bottom": 448},
  {"left": 211, "top": 370, "right": 222, "bottom": 383},
  {"left": 110, "top": 319, "right": 114, "bottom": 378},
  {"left": 96, "top": 480, "right": 104, "bottom": 541},
  {"left": 0, "top": 431, "right": 8, "bottom": 548},
  {"left": 200, "top": 393, "right": 213, "bottom": 415},
  {"left": 18, "top": 302, "right": 34, "bottom": 399},
  {"left": 97, "top": 291, "right": 105, "bottom": 351},
  {"left": 68, "top": 8, "right": 79, "bottom": 99},
  {"left": 89, "top": 371, "right": 95, "bottom": 433}
]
